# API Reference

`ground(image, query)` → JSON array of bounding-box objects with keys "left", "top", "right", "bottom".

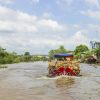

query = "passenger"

[{"left": 49, "top": 66, "right": 57, "bottom": 76}]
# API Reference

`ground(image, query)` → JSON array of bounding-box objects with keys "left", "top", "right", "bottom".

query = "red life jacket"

[
  {"left": 51, "top": 67, "right": 77, "bottom": 76},
  {"left": 65, "top": 68, "right": 77, "bottom": 76}
]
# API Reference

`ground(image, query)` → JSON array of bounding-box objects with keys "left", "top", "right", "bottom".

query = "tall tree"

[
  {"left": 49, "top": 45, "right": 68, "bottom": 59},
  {"left": 24, "top": 52, "right": 30, "bottom": 56},
  {"left": 74, "top": 44, "right": 89, "bottom": 54},
  {"left": 24, "top": 52, "right": 31, "bottom": 62},
  {"left": 59, "top": 45, "right": 67, "bottom": 53}
]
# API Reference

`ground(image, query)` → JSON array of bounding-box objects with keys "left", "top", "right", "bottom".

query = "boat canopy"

[{"left": 53, "top": 53, "right": 73, "bottom": 58}]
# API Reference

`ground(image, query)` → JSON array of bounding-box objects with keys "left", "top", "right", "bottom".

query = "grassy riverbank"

[{"left": 0, "top": 65, "right": 7, "bottom": 69}]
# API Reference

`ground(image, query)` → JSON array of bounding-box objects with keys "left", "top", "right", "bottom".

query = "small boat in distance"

[{"left": 48, "top": 53, "right": 80, "bottom": 77}]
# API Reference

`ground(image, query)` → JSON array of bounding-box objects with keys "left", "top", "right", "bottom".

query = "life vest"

[{"left": 51, "top": 67, "right": 77, "bottom": 76}]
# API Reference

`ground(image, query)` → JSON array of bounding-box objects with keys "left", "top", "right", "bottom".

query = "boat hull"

[{"left": 48, "top": 66, "right": 80, "bottom": 77}]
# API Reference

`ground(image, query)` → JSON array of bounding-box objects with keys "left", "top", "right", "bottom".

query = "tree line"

[
  {"left": 0, "top": 47, "right": 48, "bottom": 64},
  {"left": 0, "top": 42, "right": 100, "bottom": 64},
  {"left": 49, "top": 44, "right": 100, "bottom": 61}
]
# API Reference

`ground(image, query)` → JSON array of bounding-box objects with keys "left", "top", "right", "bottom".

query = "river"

[{"left": 0, "top": 62, "right": 100, "bottom": 100}]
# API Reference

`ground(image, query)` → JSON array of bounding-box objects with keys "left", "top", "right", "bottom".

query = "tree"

[
  {"left": 94, "top": 47, "right": 100, "bottom": 59},
  {"left": 49, "top": 45, "right": 68, "bottom": 59},
  {"left": 24, "top": 52, "right": 31, "bottom": 62},
  {"left": 49, "top": 50, "right": 56, "bottom": 59},
  {"left": 90, "top": 41, "right": 100, "bottom": 49},
  {"left": 24, "top": 52, "right": 30, "bottom": 56},
  {"left": 0, "top": 47, "right": 7, "bottom": 57},
  {"left": 74, "top": 44, "right": 89, "bottom": 55},
  {"left": 59, "top": 45, "right": 67, "bottom": 53}
]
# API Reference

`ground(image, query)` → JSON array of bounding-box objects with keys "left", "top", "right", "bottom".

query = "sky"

[{"left": 0, "top": 0, "right": 100, "bottom": 54}]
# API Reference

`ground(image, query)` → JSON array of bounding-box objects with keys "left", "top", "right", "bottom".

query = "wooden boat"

[{"left": 48, "top": 54, "right": 80, "bottom": 77}]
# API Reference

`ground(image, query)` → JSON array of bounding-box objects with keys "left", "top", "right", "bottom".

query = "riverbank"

[{"left": 0, "top": 65, "right": 7, "bottom": 68}]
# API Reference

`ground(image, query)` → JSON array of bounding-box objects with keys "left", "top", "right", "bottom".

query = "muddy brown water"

[{"left": 0, "top": 62, "right": 100, "bottom": 100}]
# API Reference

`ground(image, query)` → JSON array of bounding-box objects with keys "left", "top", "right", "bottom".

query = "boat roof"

[{"left": 53, "top": 53, "right": 73, "bottom": 58}]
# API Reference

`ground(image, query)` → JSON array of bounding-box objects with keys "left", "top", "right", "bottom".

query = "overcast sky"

[{"left": 0, "top": 0, "right": 100, "bottom": 54}]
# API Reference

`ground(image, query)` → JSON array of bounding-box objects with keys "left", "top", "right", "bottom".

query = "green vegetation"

[
  {"left": 94, "top": 47, "right": 100, "bottom": 59},
  {"left": 74, "top": 44, "right": 89, "bottom": 59},
  {"left": 31, "top": 56, "right": 48, "bottom": 62},
  {"left": 49, "top": 45, "right": 68, "bottom": 59},
  {"left": 74, "top": 44, "right": 89, "bottom": 54},
  {"left": 0, "top": 47, "right": 48, "bottom": 65},
  {"left": 0, "top": 42, "right": 100, "bottom": 64},
  {"left": 0, "top": 65, "right": 7, "bottom": 68}
]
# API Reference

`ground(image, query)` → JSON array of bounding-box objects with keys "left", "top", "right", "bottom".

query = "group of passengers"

[{"left": 48, "top": 57, "right": 78, "bottom": 77}]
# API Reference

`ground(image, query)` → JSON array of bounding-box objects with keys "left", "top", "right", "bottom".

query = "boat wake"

[{"left": 36, "top": 75, "right": 80, "bottom": 80}]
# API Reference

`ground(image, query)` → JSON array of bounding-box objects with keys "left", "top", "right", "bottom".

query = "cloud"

[
  {"left": 38, "top": 19, "right": 66, "bottom": 32},
  {"left": 0, "top": 5, "right": 91, "bottom": 54},
  {"left": 56, "top": 0, "right": 73, "bottom": 6},
  {"left": 71, "top": 31, "right": 88, "bottom": 44},
  {"left": 31, "top": 0, "right": 40, "bottom": 4},
  {"left": 88, "top": 24, "right": 100, "bottom": 31},
  {"left": 0, "top": 6, "right": 66, "bottom": 33},
  {"left": 0, "top": 5, "right": 67, "bottom": 54},
  {"left": 42, "top": 12, "right": 53, "bottom": 19},
  {"left": 0, "top": 6, "right": 38, "bottom": 33},
  {"left": 0, "top": 30, "right": 89, "bottom": 54},
  {"left": 0, "top": 0, "right": 14, "bottom": 5},
  {"left": 56, "top": 0, "right": 73, "bottom": 10},
  {"left": 87, "top": 24, "right": 100, "bottom": 38},
  {"left": 81, "top": 10, "right": 100, "bottom": 20},
  {"left": 85, "top": 0, "right": 100, "bottom": 8},
  {"left": 0, "top": 1, "right": 99, "bottom": 54}
]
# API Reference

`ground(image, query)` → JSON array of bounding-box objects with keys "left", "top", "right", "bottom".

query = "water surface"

[{"left": 0, "top": 62, "right": 100, "bottom": 100}]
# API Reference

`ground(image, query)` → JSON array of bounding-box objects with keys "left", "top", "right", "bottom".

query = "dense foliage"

[
  {"left": 74, "top": 45, "right": 89, "bottom": 54},
  {"left": 49, "top": 45, "right": 68, "bottom": 59},
  {"left": 74, "top": 44, "right": 89, "bottom": 59},
  {"left": 0, "top": 47, "right": 17, "bottom": 64},
  {"left": 94, "top": 47, "right": 100, "bottom": 59},
  {"left": 0, "top": 47, "right": 48, "bottom": 64},
  {"left": 0, "top": 43, "right": 100, "bottom": 64}
]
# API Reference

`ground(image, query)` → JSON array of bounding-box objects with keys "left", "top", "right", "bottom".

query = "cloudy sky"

[{"left": 0, "top": 0, "right": 100, "bottom": 54}]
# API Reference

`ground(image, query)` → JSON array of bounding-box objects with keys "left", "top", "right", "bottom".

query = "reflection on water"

[{"left": 55, "top": 77, "right": 75, "bottom": 88}]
